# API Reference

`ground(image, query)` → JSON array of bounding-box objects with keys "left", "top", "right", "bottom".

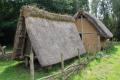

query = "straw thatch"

[
  {"left": 21, "top": 5, "right": 75, "bottom": 22},
  {"left": 74, "top": 11, "right": 113, "bottom": 38},
  {"left": 25, "top": 17, "right": 86, "bottom": 66},
  {"left": 13, "top": 6, "right": 86, "bottom": 67}
]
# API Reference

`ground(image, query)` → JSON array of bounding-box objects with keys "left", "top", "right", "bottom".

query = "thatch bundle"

[{"left": 21, "top": 5, "right": 75, "bottom": 22}]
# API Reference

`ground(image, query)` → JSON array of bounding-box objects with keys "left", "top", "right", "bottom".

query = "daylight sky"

[{"left": 89, "top": 0, "right": 92, "bottom": 13}]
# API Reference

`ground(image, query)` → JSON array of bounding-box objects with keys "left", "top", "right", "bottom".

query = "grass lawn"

[
  {"left": 70, "top": 43, "right": 120, "bottom": 80},
  {"left": 0, "top": 52, "right": 77, "bottom": 80},
  {"left": 0, "top": 43, "right": 120, "bottom": 80},
  {"left": 0, "top": 58, "right": 64, "bottom": 80}
]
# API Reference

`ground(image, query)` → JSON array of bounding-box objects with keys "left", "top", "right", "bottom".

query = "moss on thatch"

[{"left": 21, "top": 5, "right": 75, "bottom": 22}]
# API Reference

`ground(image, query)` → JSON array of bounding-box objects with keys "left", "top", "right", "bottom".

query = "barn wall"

[
  {"left": 75, "top": 18, "right": 101, "bottom": 53},
  {"left": 75, "top": 18, "right": 97, "bottom": 33}
]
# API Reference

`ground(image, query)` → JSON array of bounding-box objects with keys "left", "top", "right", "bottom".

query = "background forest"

[{"left": 0, "top": 0, "right": 119, "bottom": 46}]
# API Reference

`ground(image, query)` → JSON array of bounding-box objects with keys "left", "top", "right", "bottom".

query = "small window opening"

[{"left": 79, "top": 33, "right": 82, "bottom": 39}]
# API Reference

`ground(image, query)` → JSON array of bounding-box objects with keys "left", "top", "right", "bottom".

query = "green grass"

[
  {"left": 0, "top": 53, "right": 78, "bottom": 80},
  {"left": 70, "top": 44, "right": 120, "bottom": 80},
  {"left": 0, "top": 43, "right": 120, "bottom": 80}
]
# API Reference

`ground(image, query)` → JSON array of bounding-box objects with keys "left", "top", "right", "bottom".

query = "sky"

[{"left": 89, "top": 0, "right": 92, "bottom": 13}]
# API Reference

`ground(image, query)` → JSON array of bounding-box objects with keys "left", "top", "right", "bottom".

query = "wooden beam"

[
  {"left": 0, "top": 44, "right": 6, "bottom": 55},
  {"left": 97, "top": 35, "right": 101, "bottom": 51},
  {"left": 30, "top": 49, "right": 34, "bottom": 80},
  {"left": 81, "top": 32, "right": 98, "bottom": 34}
]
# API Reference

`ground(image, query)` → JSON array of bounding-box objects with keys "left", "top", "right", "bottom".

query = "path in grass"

[{"left": 70, "top": 44, "right": 120, "bottom": 80}]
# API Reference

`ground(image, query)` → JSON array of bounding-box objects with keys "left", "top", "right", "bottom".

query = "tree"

[
  {"left": 91, "top": 0, "right": 116, "bottom": 40},
  {"left": 91, "top": 0, "right": 100, "bottom": 17},
  {"left": 111, "top": 0, "right": 120, "bottom": 40},
  {"left": 0, "top": 0, "right": 89, "bottom": 45}
]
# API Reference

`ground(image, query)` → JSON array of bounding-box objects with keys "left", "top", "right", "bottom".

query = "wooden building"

[
  {"left": 74, "top": 11, "right": 113, "bottom": 53},
  {"left": 12, "top": 6, "right": 86, "bottom": 67}
]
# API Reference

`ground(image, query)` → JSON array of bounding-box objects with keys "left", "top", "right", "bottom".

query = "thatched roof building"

[
  {"left": 12, "top": 6, "right": 86, "bottom": 67},
  {"left": 74, "top": 11, "right": 113, "bottom": 53},
  {"left": 74, "top": 11, "right": 113, "bottom": 38}
]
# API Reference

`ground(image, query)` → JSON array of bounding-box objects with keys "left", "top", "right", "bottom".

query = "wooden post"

[
  {"left": 2, "top": 46, "right": 6, "bottom": 55},
  {"left": 0, "top": 44, "right": 6, "bottom": 55},
  {"left": 0, "top": 44, "right": 2, "bottom": 55},
  {"left": 61, "top": 53, "right": 64, "bottom": 80},
  {"left": 77, "top": 48, "right": 81, "bottom": 74},
  {"left": 86, "top": 44, "right": 90, "bottom": 63},
  {"left": 30, "top": 49, "right": 34, "bottom": 80},
  {"left": 25, "top": 57, "right": 29, "bottom": 67},
  {"left": 97, "top": 35, "right": 101, "bottom": 51}
]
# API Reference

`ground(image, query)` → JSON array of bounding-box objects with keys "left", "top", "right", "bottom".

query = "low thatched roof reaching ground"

[
  {"left": 74, "top": 11, "right": 113, "bottom": 38},
  {"left": 14, "top": 6, "right": 86, "bottom": 66}
]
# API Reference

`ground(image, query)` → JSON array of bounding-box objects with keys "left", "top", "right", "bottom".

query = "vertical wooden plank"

[
  {"left": 30, "top": 49, "right": 34, "bottom": 80},
  {"left": 0, "top": 44, "right": 2, "bottom": 55},
  {"left": 87, "top": 44, "right": 90, "bottom": 63},
  {"left": 61, "top": 53, "right": 64, "bottom": 80},
  {"left": 25, "top": 57, "right": 29, "bottom": 67},
  {"left": 97, "top": 35, "right": 101, "bottom": 51},
  {"left": 0, "top": 44, "right": 6, "bottom": 55},
  {"left": 77, "top": 48, "right": 81, "bottom": 74}
]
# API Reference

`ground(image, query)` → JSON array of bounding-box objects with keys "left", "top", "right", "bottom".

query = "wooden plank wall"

[{"left": 75, "top": 18, "right": 101, "bottom": 53}]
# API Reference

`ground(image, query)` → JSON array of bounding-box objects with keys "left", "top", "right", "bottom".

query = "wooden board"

[{"left": 75, "top": 18, "right": 101, "bottom": 53}]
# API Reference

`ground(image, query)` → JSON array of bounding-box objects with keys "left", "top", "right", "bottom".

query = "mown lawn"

[
  {"left": 0, "top": 43, "right": 120, "bottom": 80},
  {"left": 70, "top": 43, "right": 120, "bottom": 80},
  {"left": 0, "top": 58, "right": 62, "bottom": 80},
  {"left": 0, "top": 52, "right": 77, "bottom": 80}
]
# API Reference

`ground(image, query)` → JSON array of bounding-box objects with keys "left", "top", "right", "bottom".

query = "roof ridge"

[{"left": 21, "top": 5, "right": 75, "bottom": 22}]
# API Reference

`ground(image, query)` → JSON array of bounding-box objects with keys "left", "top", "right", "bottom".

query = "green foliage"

[
  {"left": 91, "top": 0, "right": 120, "bottom": 41},
  {"left": 91, "top": 0, "right": 100, "bottom": 17},
  {"left": 111, "top": 0, "right": 120, "bottom": 41},
  {"left": 0, "top": 0, "right": 89, "bottom": 45}
]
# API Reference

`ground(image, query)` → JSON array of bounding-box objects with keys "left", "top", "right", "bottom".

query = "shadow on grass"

[
  {"left": 103, "top": 44, "right": 118, "bottom": 55},
  {"left": 0, "top": 55, "right": 79, "bottom": 80},
  {"left": 0, "top": 61, "right": 31, "bottom": 80}
]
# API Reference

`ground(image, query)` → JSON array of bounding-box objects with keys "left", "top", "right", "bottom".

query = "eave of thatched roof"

[
  {"left": 74, "top": 11, "right": 113, "bottom": 38},
  {"left": 21, "top": 5, "right": 75, "bottom": 22}
]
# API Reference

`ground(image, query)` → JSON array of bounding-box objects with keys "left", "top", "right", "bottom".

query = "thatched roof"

[
  {"left": 74, "top": 11, "right": 113, "bottom": 38},
  {"left": 21, "top": 6, "right": 86, "bottom": 66},
  {"left": 21, "top": 5, "right": 75, "bottom": 22}
]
